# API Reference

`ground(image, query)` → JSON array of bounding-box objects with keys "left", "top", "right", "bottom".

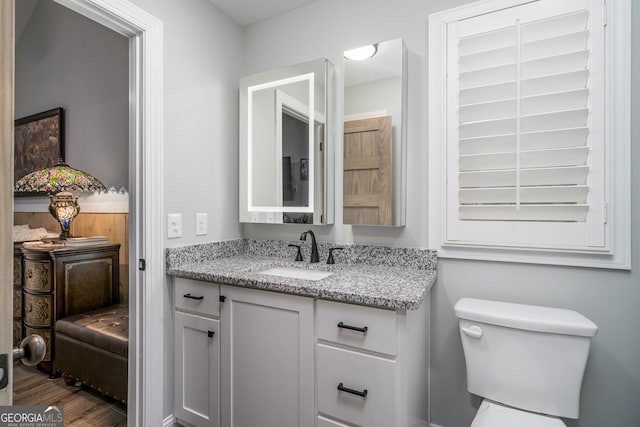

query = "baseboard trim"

[{"left": 162, "top": 414, "right": 175, "bottom": 426}]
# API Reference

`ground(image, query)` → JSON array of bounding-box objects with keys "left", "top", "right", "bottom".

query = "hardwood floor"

[{"left": 12, "top": 364, "right": 127, "bottom": 426}]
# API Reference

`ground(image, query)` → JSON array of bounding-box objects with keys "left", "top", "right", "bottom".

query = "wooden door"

[{"left": 343, "top": 116, "right": 392, "bottom": 225}]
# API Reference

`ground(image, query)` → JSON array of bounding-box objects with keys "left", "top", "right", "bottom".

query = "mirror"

[
  {"left": 240, "top": 58, "right": 335, "bottom": 224},
  {"left": 343, "top": 38, "right": 407, "bottom": 226}
]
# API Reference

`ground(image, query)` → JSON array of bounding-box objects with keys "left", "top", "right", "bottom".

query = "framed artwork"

[{"left": 14, "top": 107, "right": 65, "bottom": 196}]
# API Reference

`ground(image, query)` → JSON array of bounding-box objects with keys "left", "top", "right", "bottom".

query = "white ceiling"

[{"left": 208, "top": 0, "right": 318, "bottom": 26}]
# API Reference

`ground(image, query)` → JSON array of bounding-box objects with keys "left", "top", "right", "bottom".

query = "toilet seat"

[{"left": 471, "top": 400, "right": 566, "bottom": 427}]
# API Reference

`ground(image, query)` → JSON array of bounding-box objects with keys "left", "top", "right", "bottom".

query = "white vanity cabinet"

[
  {"left": 316, "top": 299, "right": 430, "bottom": 427},
  {"left": 174, "top": 278, "right": 221, "bottom": 427},
  {"left": 219, "top": 284, "right": 315, "bottom": 427},
  {"left": 173, "top": 278, "right": 430, "bottom": 427}
]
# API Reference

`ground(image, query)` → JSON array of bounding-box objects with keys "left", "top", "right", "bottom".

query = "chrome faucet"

[{"left": 299, "top": 229, "right": 319, "bottom": 263}]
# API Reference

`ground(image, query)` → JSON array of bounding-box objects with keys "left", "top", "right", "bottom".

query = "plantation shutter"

[{"left": 444, "top": 0, "right": 608, "bottom": 251}]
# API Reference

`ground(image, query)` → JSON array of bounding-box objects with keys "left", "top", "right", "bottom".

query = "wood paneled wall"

[{"left": 14, "top": 212, "right": 129, "bottom": 302}]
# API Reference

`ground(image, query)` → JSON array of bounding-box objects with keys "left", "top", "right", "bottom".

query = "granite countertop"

[{"left": 166, "top": 239, "right": 437, "bottom": 310}]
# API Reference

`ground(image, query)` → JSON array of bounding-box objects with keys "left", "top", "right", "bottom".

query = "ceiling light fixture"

[{"left": 344, "top": 44, "right": 378, "bottom": 61}]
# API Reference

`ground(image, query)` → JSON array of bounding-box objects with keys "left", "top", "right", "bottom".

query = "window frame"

[{"left": 428, "top": 0, "right": 631, "bottom": 269}]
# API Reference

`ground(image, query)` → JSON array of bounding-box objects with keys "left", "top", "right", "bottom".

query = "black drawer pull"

[
  {"left": 337, "top": 322, "right": 368, "bottom": 334},
  {"left": 337, "top": 382, "right": 368, "bottom": 398},
  {"left": 207, "top": 330, "right": 215, "bottom": 338},
  {"left": 183, "top": 293, "right": 204, "bottom": 300}
]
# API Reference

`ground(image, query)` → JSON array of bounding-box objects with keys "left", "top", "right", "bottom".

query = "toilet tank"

[{"left": 454, "top": 298, "right": 597, "bottom": 419}]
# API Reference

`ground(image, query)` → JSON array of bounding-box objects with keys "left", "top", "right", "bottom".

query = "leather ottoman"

[{"left": 55, "top": 303, "right": 128, "bottom": 403}]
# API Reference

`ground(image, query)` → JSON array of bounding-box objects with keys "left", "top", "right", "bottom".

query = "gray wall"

[
  {"left": 127, "top": 0, "right": 243, "bottom": 247},
  {"left": 15, "top": 0, "right": 128, "bottom": 190},
  {"left": 240, "top": 0, "right": 640, "bottom": 426}
]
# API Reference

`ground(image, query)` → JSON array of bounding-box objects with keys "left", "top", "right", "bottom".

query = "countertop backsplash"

[{"left": 167, "top": 238, "right": 437, "bottom": 271}]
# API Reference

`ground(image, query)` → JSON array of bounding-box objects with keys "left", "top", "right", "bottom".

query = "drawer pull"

[
  {"left": 207, "top": 330, "right": 215, "bottom": 338},
  {"left": 183, "top": 293, "right": 204, "bottom": 300},
  {"left": 337, "top": 322, "right": 368, "bottom": 334},
  {"left": 337, "top": 382, "right": 368, "bottom": 398}
]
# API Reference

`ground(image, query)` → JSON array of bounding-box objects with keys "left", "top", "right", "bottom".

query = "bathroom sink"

[{"left": 259, "top": 267, "right": 333, "bottom": 281}]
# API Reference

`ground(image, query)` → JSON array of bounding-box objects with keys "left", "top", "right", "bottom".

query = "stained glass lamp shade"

[{"left": 15, "top": 162, "right": 106, "bottom": 239}]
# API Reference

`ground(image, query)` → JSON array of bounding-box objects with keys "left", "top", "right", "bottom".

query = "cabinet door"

[
  {"left": 175, "top": 311, "right": 220, "bottom": 427},
  {"left": 220, "top": 286, "right": 314, "bottom": 427}
]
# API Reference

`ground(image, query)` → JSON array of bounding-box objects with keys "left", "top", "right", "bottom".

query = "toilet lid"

[{"left": 471, "top": 400, "right": 566, "bottom": 427}]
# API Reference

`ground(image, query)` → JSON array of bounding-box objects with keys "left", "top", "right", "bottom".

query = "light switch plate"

[
  {"left": 195, "top": 213, "right": 208, "bottom": 236},
  {"left": 167, "top": 213, "right": 182, "bottom": 238}
]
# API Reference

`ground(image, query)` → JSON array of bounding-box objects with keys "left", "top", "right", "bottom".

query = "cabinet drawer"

[
  {"left": 23, "top": 292, "right": 53, "bottom": 326},
  {"left": 317, "top": 344, "right": 396, "bottom": 427},
  {"left": 175, "top": 278, "right": 220, "bottom": 317},
  {"left": 23, "top": 260, "right": 52, "bottom": 291},
  {"left": 317, "top": 299, "right": 396, "bottom": 356}
]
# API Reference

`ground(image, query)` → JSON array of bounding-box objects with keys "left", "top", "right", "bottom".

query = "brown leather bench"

[{"left": 55, "top": 303, "right": 128, "bottom": 403}]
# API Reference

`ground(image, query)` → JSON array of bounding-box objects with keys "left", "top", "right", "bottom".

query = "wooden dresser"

[
  {"left": 13, "top": 245, "right": 24, "bottom": 348},
  {"left": 18, "top": 243, "right": 120, "bottom": 374}
]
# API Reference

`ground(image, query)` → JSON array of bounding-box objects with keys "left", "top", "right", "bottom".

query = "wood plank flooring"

[{"left": 12, "top": 364, "right": 127, "bottom": 426}]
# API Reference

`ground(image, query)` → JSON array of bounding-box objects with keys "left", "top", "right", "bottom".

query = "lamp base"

[{"left": 48, "top": 191, "right": 80, "bottom": 240}]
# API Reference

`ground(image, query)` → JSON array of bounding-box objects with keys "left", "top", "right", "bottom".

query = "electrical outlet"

[
  {"left": 195, "top": 213, "right": 208, "bottom": 236},
  {"left": 167, "top": 213, "right": 182, "bottom": 238}
]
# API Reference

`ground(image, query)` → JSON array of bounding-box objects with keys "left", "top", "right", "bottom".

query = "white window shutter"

[{"left": 444, "top": 0, "right": 608, "bottom": 251}]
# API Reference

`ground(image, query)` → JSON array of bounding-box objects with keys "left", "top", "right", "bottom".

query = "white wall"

[
  {"left": 126, "top": 0, "right": 243, "bottom": 248},
  {"left": 240, "top": 1, "right": 640, "bottom": 426},
  {"left": 15, "top": 0, "right": 129, "bottom": 190}
]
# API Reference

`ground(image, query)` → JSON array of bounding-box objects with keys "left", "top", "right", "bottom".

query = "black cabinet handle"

[
  {"left": 219, "top": 295, "right": 226, "bottom": 302},
  {"left": 183, "top": 293, "right": 204, "bottom": 300},
  {"left": 207, "top": 330, "right": 215, "bottom": 338},
  {"left": 337, "top": 382, "right": 368, "bottom": 398},
  {"left": 337, "top": 321, "right": 368, "bottom": 334}
]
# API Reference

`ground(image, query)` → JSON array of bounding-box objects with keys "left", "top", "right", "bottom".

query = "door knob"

[
  {"left": 13, "top": 334, "right": 47, "bottom": 366},
  {"left": 0, "top": 334, "right": 46, "bottom": 390}
]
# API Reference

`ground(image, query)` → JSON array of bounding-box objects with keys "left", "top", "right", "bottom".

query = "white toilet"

[{"left": 454, "top": 298, "right": 598, "bottom": 427}]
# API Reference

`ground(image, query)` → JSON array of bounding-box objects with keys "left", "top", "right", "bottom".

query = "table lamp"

[{"left": 15, "top": 161, "right": 107, "bottom": 240}]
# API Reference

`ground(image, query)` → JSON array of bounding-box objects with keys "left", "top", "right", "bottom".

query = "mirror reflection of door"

[
  {"left": 343, "top": 116, "right": 392, "bottom": 225},
  {"left": 282, "top": 110, "right": 313, "bottom": 224}
]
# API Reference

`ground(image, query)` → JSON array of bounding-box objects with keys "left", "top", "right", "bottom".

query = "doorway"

[
  {"left": 0, "top": 0, "right": 164, "bottom": 425},
  {"left": 13, "top": 3, "right": 129, "bottom": 406}
]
